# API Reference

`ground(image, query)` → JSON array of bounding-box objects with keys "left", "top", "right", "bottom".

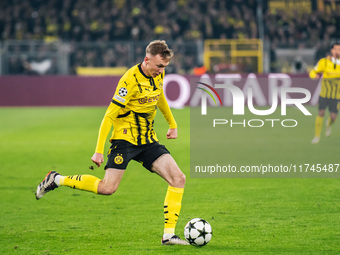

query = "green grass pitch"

[{"left": 0, "top": 106, "right": 339, "bottom": 254}]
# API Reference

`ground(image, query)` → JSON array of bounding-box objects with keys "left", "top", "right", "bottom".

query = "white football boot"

[{"left": 35, "top": 171, "right": 60, "bottom": 200}]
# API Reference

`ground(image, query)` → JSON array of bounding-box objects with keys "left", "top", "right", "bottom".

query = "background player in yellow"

[
  {"left": 309, "top": 42, "right": 340, "bottom": 144},
  {"left": 35, "top": 40, "right": 188, "bottom": 245}
]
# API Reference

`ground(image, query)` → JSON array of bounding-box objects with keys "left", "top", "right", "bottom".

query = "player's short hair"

[
  {"left": 331, "top": 41, "right": 340, "bottom": 49},
  {"left": 146, "top": 40, "right": 173, "bottom": 60}
]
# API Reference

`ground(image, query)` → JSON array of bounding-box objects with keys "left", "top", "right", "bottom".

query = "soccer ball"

[{"left": 184, "top": 218, "right": 212, "bottom": 246}]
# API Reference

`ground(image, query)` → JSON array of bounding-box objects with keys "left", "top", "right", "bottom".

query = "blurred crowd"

[
  {"left": 0, "top": 0, "right": 258, "bottom": 42},
  {"left": 1, "top": 0, "right": 260, "bottom": 75},
  {"left": 264, "top": 7, "right": 340, "bottom": 72},
  {"left": 264, "top": 9, "right": 340, "bottom": 46},
  {"left": 1, "top": 0, "right": 340, "bottom": 74}
]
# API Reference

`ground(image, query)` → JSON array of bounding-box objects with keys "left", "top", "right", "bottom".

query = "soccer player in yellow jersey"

[
  {"left": 310, "top": 42, "right": 340, "bottom": 144},
  {"left": 35, "top": 40, "right": 188, "bottom": 245}
]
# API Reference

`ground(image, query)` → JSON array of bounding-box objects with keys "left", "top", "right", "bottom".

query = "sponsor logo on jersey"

[{"left": 138, "top": 95, "right": 160, "bottom": 104}]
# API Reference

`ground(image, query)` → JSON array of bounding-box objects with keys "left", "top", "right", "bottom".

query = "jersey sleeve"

[
  {"left": 94, "top": 102, "right": 121, "bottom": 154},
  {"left": 111, "top": 72, "right": 138, "bottom": 108},
  {"left": 309, "top": 58, "right": 325, "bottom": 79},
  {"left": 95, "top": 74, "right": 138, "bottom": 154},
  {"left": 157, "top": 90, "right": 177, "bottom": 129}
]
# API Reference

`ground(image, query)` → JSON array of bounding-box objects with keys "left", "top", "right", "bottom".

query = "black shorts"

[
  {"left": 318, "top": 96, "right": 340, "bottom": 113},
  {"left": 105, "top": 140, "right": 170, "bottom": 172}
]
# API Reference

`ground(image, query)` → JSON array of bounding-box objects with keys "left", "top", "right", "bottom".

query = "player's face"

[
  {"left": 145, "top": 54, "right": 170, "bottom": 77},
  {"left": 332, "top": 45, "right": 340, "bottom": 58}
]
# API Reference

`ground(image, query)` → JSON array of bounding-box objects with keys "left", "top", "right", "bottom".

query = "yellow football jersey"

[
  {"left": 309, "top": 57, "right": 340, "bottom": 99},
  {"left": 95, "top": 63, "right": 177, "bottom": 154}
]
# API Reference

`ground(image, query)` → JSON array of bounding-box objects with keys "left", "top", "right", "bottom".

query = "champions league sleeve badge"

[{"left": 119, "top": 87, "right": 128, "bottom": 97}]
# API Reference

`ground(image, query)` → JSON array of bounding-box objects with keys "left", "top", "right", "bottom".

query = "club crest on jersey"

[
  {"left": 119, "top": 87, "right": 128, "bottom": 97},
  {"left": 114, "top": 154, "right": 124, "bottom": 164}
]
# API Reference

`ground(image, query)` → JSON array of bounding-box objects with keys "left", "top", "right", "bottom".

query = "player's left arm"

[{"left": 157, "top": 89, "right": 178, "bottom": 139}]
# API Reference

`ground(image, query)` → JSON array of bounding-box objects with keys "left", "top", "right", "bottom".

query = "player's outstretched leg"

[
  {"left": 35, "top": 171, "right": 101, "bottom": 200},
  {"left": 35, "top": 168, "right": 124, "bottom": 199}
]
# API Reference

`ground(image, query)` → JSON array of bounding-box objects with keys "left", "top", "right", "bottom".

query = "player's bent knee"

[
  {"left": 330, "top": 114, "right": 337, "bottom": 121},
  {"left": 318, "top": 111, "right": 325, "bottom": 117},
  {"left": 172, "top": 172, "right": 186, "bottom": 188},
  {"left": 99, "top": 187, "right": 117, "bottom": 195},
  {"left": 98, "top": 182, "right": 118, "bottom": 195},
  {"left": 181, "top": 173, "right": 186, "bottom": 185}
]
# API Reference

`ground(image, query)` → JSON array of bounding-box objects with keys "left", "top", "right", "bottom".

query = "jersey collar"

[{"left": 138, "top": 63, "right": 152, "bottom": 79}]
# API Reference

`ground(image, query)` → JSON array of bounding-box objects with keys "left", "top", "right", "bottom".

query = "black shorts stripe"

[
  {"left": 112, "top": 99, "right": 125, "bottom": 108},
  {"left": 133, "top": 112, "right": 142, "bottom": 146}
]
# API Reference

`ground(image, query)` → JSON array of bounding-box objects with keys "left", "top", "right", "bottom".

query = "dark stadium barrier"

[{"left": 0, "top": 74, "right": 319, "bottom": 107}]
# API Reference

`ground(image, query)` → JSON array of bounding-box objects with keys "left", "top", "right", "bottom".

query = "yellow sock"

[
  {"left": 314, "top": 115, "right": 324, "bottom": 137},
  {"left": 60, "top": 175, "right": 101, "bottom": 194},
  {"left": 327, "top": 117, "right": 335, "bottom": 127},
  {"left": 164, "top": 186, "right": 184, "bottom": 234}
]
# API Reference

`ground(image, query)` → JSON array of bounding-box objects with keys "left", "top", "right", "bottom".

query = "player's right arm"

[
  {"left": 91, "top": 102, "right": 122, "bottom": 167},
  {"left": 309, "top": 58, "right": 326, "bottom": 79},
  {"left": 91, "top": 71, "right": 137, "bottom": 167}
]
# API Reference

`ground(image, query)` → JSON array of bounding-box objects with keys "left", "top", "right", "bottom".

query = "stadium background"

[
  {"left": 1, "top": 0, "right": 340, "bottom": 76},
  {"left": 1, "top": 0, "right": 340, "bottom": 254}
]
